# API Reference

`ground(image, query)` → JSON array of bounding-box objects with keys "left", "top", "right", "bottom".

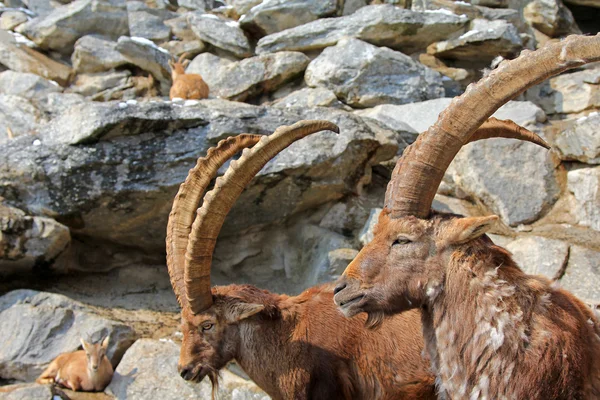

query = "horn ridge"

[
  {"left": 166, "top": 134, "right": 262, "bottom": 309},
  {"left": 184, "top": 120, "right": 339, "bottom": 314},
  {"left": 385, "top": 34, "right": 600, "bottom": 218}
]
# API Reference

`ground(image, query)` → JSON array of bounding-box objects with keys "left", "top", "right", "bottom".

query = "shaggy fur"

[
  {"left": 178, "top": 283, "right": 436, "bottom": 400},
  {"left": 335, "top": 211, "right": 600, "bottom": 399}
]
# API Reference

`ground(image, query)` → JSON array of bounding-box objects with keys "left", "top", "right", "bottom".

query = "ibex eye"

[
  {"left": 201, "top": 323, "right": 214, "bottom": 332},
  {"left": 393, "top": 238, "right": 411, "bottom": 246}
]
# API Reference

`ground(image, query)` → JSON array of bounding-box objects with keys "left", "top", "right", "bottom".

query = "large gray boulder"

[
  {"left": 186, "top": 51, "right": 310, "bottom": 101},
  {"left": 0, "top": 99, "right": 397, "bottom": 269},
  {"left": 71, "top": 35, "right": 130, "bottom": 74},
  {"left": 0, "top": 94, "right": 46, "bottom": 142},
  {"left": 272, "top": 87, "right": 348, "bottom": 109},
  {"left": 188, "top": 12, "right": 252, "bottom": 58},
  {"left": 126, "top": 1, "right": 176, "bottom": 43},
  {"left": 305, "top": 38, "right": 445, "bottom": 108},
  {"left": 523, "top": 0, "right": 581, "bottom": 37},
  {"left": 0, "top": 203, "right": 70, "bottom": 276},
  {"left": 0, "top": 290, "right": 136, "bottom": 382},
  {"left": 106, "top": 339, "right": 269, "bottom": 400},
  {"left": 256, "top": 4, "right": 468, "bottom": 55},
  {"left": 19, "top": 0, "right": 129, "bottom": 54},
  {"left": 0, "top": 70, "right": 61, "bottom": 100},
  {"left": 506, "top": 236, "right": 569, "bottom": 279},
  {"left": 428, "top": 19, "right": 523, "bottom": 63},
  {"left": 554, "top": 112, "right": 600, "bottom": 164},
  {"left": 567, "top": 167, "right": 600, "bottom": 232},
  {"left": 560, "top": 245, "right": 600, "bottom": 303},
  {"left": 0, "top": 30, "right": 72, "bottom": 86},
  {"left": 239, "top": 0, "right": 342, "bottom": 36}
]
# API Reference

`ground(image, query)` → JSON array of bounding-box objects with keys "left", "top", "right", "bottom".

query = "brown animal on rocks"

[
  {"left": 166, "top": 120, "right": 438, "bottom": 400},
  {"left": 36, "top": 336, "right": 113, "bottom": 392},
  {"left": 168, "top": 53, "right": 209, "bottom": 100},
  {"left": 333, "top": 34, "right": 600, "bottom": 400}
]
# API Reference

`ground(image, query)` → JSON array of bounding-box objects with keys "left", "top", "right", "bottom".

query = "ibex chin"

[
  {"left": 166, "top": 121, "right": 438, "bottom": 399},
  {"left": 36, "top": 336, "right": 113, "bottom": 392},
  {"left": 168, "top": 53, "right": 209, "bottom": 101},
  {"left": 334, "top": 34, "right": 600, "bottom": 399}
]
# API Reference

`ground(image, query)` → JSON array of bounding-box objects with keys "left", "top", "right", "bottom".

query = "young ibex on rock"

[
  {"left": 168, "top": 53, "right": 209, "bottom": 101},
  {"left": 334, "top": 34, "right": 600, "bottom": 399},
  {"left": 166, "top": 121, "right": 438, "bottom": 400},
  {"left": 36, "top": 336, "right": 113, "bottom": 392}
]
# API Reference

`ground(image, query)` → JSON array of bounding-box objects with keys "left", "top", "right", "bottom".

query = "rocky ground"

[{"left": 0, "top": 0, "right": 599, "bottom": 398}]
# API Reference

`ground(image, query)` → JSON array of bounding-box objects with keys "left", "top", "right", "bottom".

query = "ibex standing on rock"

[
  {"left": 334, "top": 34, "right": 600, "bottom": 399},
  {"left": 36, "top": 336, "right": 113, "bottom": 392},
  {"left": 166, "top": 121, "right": 438, "bottom": 400},
  {"left": 168, "top": 53, "right": 209, "bottom": 101}
]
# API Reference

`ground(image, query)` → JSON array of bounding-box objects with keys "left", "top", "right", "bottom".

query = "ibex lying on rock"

[
  {"left": 36, "top": 336, "right": 113, "bottom": 392},
  {"left": 166, "top": 121, "right": 438, "bottom": 400},
  {"left": 334, "top": 34, "right": 600, "bottom": 399},
  {"left": 168, "top": 53, "right": 209, "bottom": 101}
]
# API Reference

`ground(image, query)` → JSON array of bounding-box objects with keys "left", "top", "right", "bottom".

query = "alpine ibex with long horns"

[
  {"left": 334, "top": 34, "right": 600, "bottom": 399},
  {"left": 166, "top": 120, "right": 437, "bottom": 400}
]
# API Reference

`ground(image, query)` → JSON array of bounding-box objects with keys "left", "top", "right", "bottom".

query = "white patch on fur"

[{"left": 426, "top": 281, "right": 443, "bottom": 302}]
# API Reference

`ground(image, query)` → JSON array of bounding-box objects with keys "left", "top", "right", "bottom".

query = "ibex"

[
  {"left": 36, "top": 336, "right": 113, "bottom": 392},
  {"left": 168, "top": 53, "right": 209, "bottom": 101},
  {"left": 166, "top": 120, "right": 438, "bottom": 399},
  {"left": 334, "top": 34, "right": 600, "bottom": 399}
]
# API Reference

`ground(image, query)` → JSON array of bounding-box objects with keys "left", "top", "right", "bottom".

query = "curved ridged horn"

[
  {"left": 468, "top": 117, "right": 549, "bottom": 148},
  {"left": 166, "top": 134, "right": 262, "bottom": 308},
  {"left": 178, "top": 52, "right": 190, "bottom": 64},
  {"left": 385, "top": 34, "right": 600, "bottom": 218},
  {"left": 184, "top": 120, "right": 340, "bottom": 314}
]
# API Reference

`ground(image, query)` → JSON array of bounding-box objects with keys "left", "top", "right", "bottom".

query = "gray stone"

[
  {"left": 272, "top": 87, "right": 348, "bottom": 109},
  {"left": 32, "top": 92, "right": 87, "bottom": 117},
  {"left": 328, "top": 248, "right": 359, "bottom": 277},
  {"left": 560, "top": 245, "right": 600, "bottom": 303},
  {"left": 0, "top": 289, "right": 136, "bottom": 381},
  {"left": 0, "top": 70, "right": 62, "bottom": 99},
  {"left": 19, "top": 0, "right": 129, "bottom": 54},
  {"left": 431, "top": 194, "right": 476, "bottom": 216},
  {"left": 159, "top": 39, "right": 206, "bottom": 58},
  {"left": 188, "top": 12, "right": 252, "bottom": 58},
  {"left": 450, "top": 135, "right": 559, "bottom": 227},
  {"left": 428, "top": 19, "right": 523, "bottom": 63},
  {"left": 0, "top": 383, "right": 57, "bottom": 400},
  {"left": 164, "top": 13, "right": 197, "bottom": 41},
  {"left": 506, "top": 236, "right": 569, "bottom": 278},
  {"left": 492, "top": 100, "right": 547, "bottom": 127},
  {"left": 359, "top": 208, "right": 382, "bottom": 247},
  {"left": 0, "top": 100, "right": 395, "bottom": 268},
  {"left": 127, "top": 1, "right": 174, "bottom": 43},
  {"left": 72, "top": 35, "right": 130, "bottom": 74},
  {"left": 116, "top": 36, "right": 172, "bottom": 96},
  {"left": 0, "top": 94, "right": 45, "bottom": 142},
  {"left": 229, "top": 0, "right": 263, "bottom": 16},
  {"left": 106, "top": 339, "right": 269, "bottom": 400},
  {"left": 305, "top": 38, "right": 444, "bottom": 108},
  {"left": 0, "top": 10, "right": 28, "bottom": 30},
  {"left": 20, "top": 0, "right": 55, "bottom": 18},
  {"left": 0, "top": 30, "right": 72, "bottom": 85},
  {"left": 186, "top": 51, "right": 309, "bottom": 101},
  {"left": 567, "top": 167, "right": 600, "bottom": 231},
  {"left": 239, "top": 0, "right": 341, "bottom": 36},
  {"left": 532, "top": 67, "right": 600, "bottom": 115},
  {"left": 523, "top": 0, "right": 581, "bottom": 37},
  {"left": 0, "top": 203, "right": 70, "bottom": 276},
  {"left": 343, "top": 0, "right": 367, "bottom": 15},
  {"left": 554, "top": 112, "right": 600, "bottom": 164},
  {"left": 68, "top": 70, "right": 132, "bottom": 98},
  {"left": 178, "top": 0, "right": 207, "bottom": 9},
  {"left": 256, "top": 4, "right": 468, "bottom": 55}
]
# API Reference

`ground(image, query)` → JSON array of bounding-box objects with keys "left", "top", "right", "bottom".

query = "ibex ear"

[
  {"left": 80, "top": 338, "right": 92, "bottom": 353},
  {"left": 101, "top": 335, "right": 109, "bottom": 349},
  {"left": 444, "top": 215, "right": 499, "bottom": 245},
  {"left": 182, "top": 59, "right": 190, "bottom": 68},
  {"left": 226, "top": 302, "right": 264, "bottom": 323}
]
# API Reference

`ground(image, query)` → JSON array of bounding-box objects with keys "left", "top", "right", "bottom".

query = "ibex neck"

[{"left": 423, "top": 261, "right": 534, "bottom": 399}]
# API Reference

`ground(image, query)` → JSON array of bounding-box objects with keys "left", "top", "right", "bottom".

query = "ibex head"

[
  {"left": 168, "top": 53, "right": 191, "bottom": 81},
  {"left": 165, "top": 121, "right": 339, "bottom": 388},
  {"left": 334, "top": 34, "right": 600, "bottom": 326},
  {"left": 80, "top": 335, "right": 109, "bottom": 372}
]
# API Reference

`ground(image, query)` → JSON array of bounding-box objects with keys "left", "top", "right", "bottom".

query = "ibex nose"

[
  {"left": 334, "top": 282, "right": 347, "bottom": 295},
  {"left": 179, "top": 365, "right": 194, "bottom": 381}
]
